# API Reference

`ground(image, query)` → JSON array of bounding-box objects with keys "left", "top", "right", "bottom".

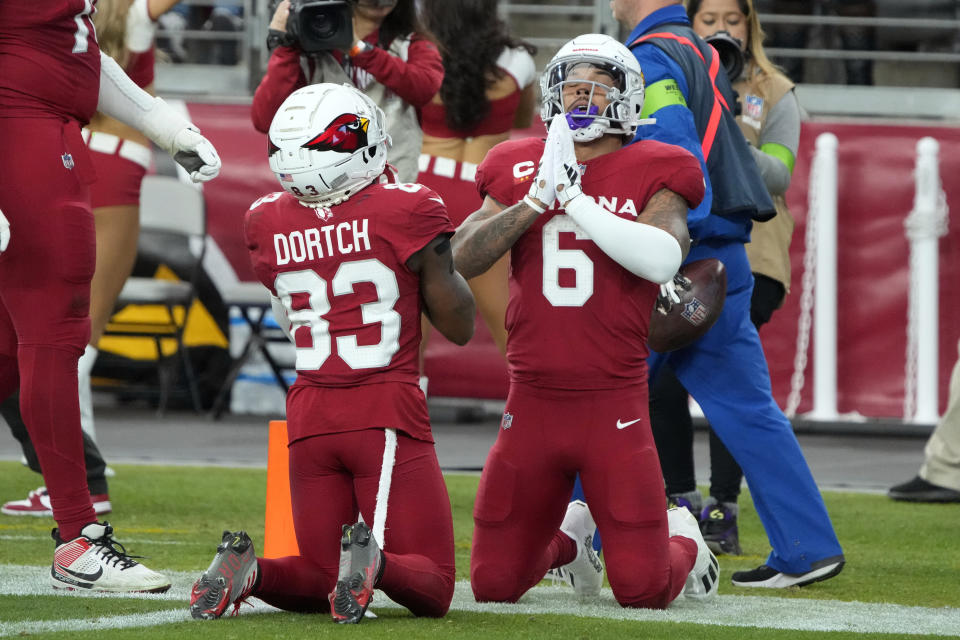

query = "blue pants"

[{"left": 575, "top": 241, "right": 843, "bottom": 573}]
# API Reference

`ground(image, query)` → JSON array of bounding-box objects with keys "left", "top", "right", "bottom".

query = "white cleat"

[
  {"left": 556, "top": 500, "right": 604, "bottom": 599},
  {"left": 51, "top": 522, "right": 171, "bottom": 593},
  {"left": 667, "top": 506, "right": 719, "bottom": 602}
]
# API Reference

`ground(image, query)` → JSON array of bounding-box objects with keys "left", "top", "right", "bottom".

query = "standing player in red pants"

[
  {"left": 189, "top": 84, "right": 475, "bottom": 624},
  {"left": 453, "top": 34, "right": 718, "bottom": 609},
  {"left": 0, "top": 0, "right": 220, "bottom": 593},
  {"left": 1, "top": 0, "right": 191, "bottom": 520}
]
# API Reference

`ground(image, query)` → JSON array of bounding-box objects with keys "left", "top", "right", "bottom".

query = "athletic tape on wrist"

[{"left": 522, "top": 194, "right": 546, "bottom": 214}]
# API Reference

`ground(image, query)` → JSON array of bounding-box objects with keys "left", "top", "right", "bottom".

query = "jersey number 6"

[{"left": 542, "top": 215, "right": 594, "bottom": 307}]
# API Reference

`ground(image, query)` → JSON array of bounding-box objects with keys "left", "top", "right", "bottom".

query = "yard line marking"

[
  {"left": 1, "top": 609, "right": 191, "bottom": 637},
  {"left": 0, "top": 565, "right": 201, "bottom": 601},
  {"left": 0, "top": 534, "right": 196, "bottom": 546},
  {"left": 2, "top": 565, "right": 959, "bottom": 636},
  {"left": 431, "top": 584, "right": 960, "bottom": 637},
  {"left": 0, "top": 601, "right": 281, "bottom": 637}
]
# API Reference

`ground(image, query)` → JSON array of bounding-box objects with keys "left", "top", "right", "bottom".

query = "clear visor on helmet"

[{"left": 548, "top": 60, "right": 625, "bottom": 92}]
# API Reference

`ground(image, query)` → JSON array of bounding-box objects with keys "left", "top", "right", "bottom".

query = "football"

[{"left": 648, "top": 258, "right": 727, "bottom": 353}]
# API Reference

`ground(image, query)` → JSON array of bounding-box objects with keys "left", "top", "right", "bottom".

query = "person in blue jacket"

[{"left": 571, "top": 0, "right": 844, "bottom": 589}]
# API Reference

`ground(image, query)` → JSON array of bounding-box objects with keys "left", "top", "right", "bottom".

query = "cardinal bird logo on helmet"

[{"left": 302, "top": 113, "right": 370, "bottom": 153}]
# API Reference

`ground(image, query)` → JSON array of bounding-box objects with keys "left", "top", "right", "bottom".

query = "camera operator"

[{"left": 252, "top": 0, "right": 442, "bottom": 181}]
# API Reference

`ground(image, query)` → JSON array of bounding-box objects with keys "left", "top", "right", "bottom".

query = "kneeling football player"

[
  {"left": 190, "top": 84, "right": 475, "bottom": 623},
  {"left": 453, "top": 34, "right": 719, "bottom": 608}
]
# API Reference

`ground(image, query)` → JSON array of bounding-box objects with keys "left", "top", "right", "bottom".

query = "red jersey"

[
  {"left": 0, "top": 0, "right": 101, "bottom": 122},
  {"left": 476, "top": 138, "right": 704, "bottom": 390},
  {"left": 244, "top": 182, "right": 453, "bottom": 443}
]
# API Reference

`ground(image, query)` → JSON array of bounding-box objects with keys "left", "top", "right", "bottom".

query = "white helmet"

[
  {"left": 268, "top": 83, "right": 390, "bottom": 206},
  {"left": 539, "top": 33, "right": 645, "bottom": 142}
]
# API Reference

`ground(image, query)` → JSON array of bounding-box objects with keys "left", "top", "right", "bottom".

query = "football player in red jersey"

[
  {"left": 453, "top": 34, "right": 718, "bottom": 609},
  {"left": 190, "top": 84, "right": 475, "bottom": 624},
  {"left": 1, "top": 0, "right": 197, "bottom": 521},
  {"left": 0, "top": 0, "right": 220, "bottom": 593}
]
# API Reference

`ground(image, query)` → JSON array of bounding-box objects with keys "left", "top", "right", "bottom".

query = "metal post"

[
  {"left": 908, "top": 137, "right": 943, "bottom": 424},
  {"left": 810, "top": 132, "right": 839, "bottom": 420}
]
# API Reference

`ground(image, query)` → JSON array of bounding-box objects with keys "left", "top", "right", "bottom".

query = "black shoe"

[
  {"left": 732, "top": 559, "right": 844, "bottom": 588},
  {"left": 888, "top": 476, "right": 960, "bottom": 503},
  {"left": 699, "top": 503, "right": 742, "bottom": 556}
]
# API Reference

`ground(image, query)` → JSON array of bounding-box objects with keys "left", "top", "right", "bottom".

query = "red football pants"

[
  {"left": 0, "top": 117, "right": 97, "bottom": 539},
  {"left": 256, "top": 429, "right": 455, "bottom": 617},
  {"left": 470, "top": 383, "right": 696, "bottom": 608}
]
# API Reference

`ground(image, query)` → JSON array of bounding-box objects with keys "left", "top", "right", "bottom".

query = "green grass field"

[{"left": 1, "top": 461, "right": 958, "bottom": 639}]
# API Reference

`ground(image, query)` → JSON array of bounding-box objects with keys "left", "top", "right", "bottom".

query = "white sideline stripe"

[
  {"left": 0, "top": 599, "right": 280, "bottom": 638},
  {"left": 0, "top": 566, "right": 206, "bottom": 601},
  {"left": 0, "top": 535, "right": 197, "bottom": 546},
  {"left": 1, "top": 566, "right": 959, "bottom": 637},
  {"left": 2, "top": 609, "right": 190, "bottom": 636}
]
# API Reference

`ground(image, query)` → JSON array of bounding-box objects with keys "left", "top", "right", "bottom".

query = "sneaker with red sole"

[
  {"left": 190, "top": 530, "right": 260, "bottom": 619},
  {"left": 2, "top": 486, "right": 111, "bottom": 517},
  {"left": 329, "top": 522, "right": 383, "bottom": 624}
]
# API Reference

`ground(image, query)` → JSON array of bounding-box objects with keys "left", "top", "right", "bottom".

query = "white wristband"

[{"left": 522, "top": 194, "right": 546, "bottom": 214}]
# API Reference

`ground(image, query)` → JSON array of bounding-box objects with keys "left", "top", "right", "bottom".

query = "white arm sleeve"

[
  {"left": 563, "top": 195, "right": 682, "bottom": 284},
  {"left": 98, "top": 52, "right": 221, "bottom": 182},
  {"left": 98, "top": 51, "right": 190, "bottom": 153},
  {"left": 270, "top": 295, "right": 294, "bottom": 342}
]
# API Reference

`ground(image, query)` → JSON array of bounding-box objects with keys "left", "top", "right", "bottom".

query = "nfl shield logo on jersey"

[
  {"left": 743, "top": 94, "right": 764, "bottom": 128},
  {"left": 61, "top": 153, "right": 75, "bottom": 170},
  {"left": 500, "top": 412, "right": 513, "bottom": 430},
  {"left": 744, "top": 95, "right": 763, "bottom": 120}
]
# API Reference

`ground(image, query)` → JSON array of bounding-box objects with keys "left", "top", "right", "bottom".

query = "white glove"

[
  {"left": 524, "top": 140, "right": 555, "bottom": 213},
  {"left": 137, "top": 95, "right": 221, "bottom": 182},
  {"left": 656, "top": 272, "right": 692, "bottom": 315},
  {"left": 546, "top": 115, "right": 583, "bottom": 207},
  {"left": 0, "top": 208, "right": 9, "bottom": 253},
  {"left": 170, "top": 126, "right": 222, "bottom": 183}
]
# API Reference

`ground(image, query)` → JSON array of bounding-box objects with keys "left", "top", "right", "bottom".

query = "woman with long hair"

[
  {"left": 650, "top": 0, "right": 802, "bottom": 557},
  {"left": 418, "top": 0, "right": 537, "bottom": 358}
]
